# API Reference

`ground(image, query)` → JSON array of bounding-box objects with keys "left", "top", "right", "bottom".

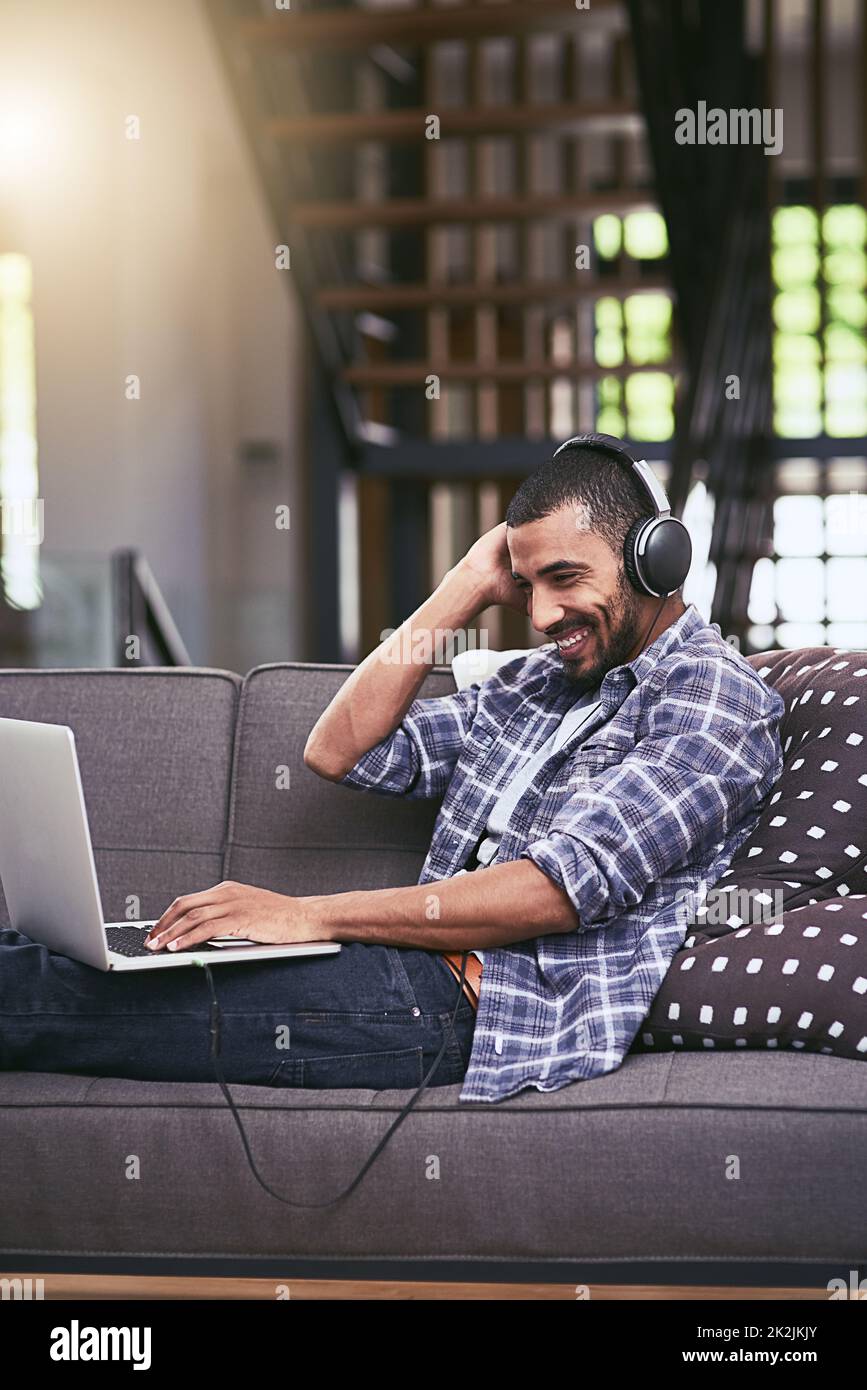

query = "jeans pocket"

[{"left": 268, "top": 1045, "right": 426, "bottom": 1090}]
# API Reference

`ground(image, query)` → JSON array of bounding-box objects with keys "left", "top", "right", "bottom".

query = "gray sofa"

[{"left": 0, "top": 653, "right": 865, "bottom": 1290}]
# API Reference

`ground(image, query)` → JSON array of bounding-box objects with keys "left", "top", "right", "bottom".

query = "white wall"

[{"left": 0, "top": 0, "right": 306, "bottom": 669}]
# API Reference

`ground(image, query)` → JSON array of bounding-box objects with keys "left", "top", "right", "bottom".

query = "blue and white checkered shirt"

[{"left": 340, "top": 604, "right": 785, "bottom": 1103}]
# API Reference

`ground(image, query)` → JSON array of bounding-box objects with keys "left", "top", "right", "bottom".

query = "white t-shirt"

[{"left": 455, "top": 686, "right": 602, "bottom": 964}]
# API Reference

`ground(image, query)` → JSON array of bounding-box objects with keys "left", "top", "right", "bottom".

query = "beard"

[{"left": 555, "top": 569, "right": 647, "bottom": 693}]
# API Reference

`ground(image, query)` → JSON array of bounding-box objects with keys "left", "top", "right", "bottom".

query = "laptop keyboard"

[{"left": 105, "top": 925, "right": 223, "bottom": 957}]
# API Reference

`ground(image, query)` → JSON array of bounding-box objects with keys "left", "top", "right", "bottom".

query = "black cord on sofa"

[
  {"left": 197, "top": 954, "right": 471, "bottom": 1207},
  {"left": 195, "top": 597, "right": 669, "bottom": 1204}
]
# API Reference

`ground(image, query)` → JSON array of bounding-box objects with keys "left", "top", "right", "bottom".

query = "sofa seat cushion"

[{"left": 1, "top": 1049, "right": 866, "bottom": 1264}]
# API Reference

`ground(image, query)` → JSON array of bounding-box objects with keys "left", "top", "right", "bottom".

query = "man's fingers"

[
  {"left": 146, "top": 906, "right": 230, "bottom": 951},
  {"left": 146, "top": 887, "right": 229, "bottom": 941},
  {"left": 145, "top": 894, "right": 197, "bottom": 939}
]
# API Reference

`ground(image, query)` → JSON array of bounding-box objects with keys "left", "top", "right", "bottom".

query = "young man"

[{"left": 0, "top": 438, "right": 784, "bottom": 1104}]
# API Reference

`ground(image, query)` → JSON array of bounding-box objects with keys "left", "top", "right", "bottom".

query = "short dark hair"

[{"left": 504, "top": 441, "right": 652, "bottom": 562}]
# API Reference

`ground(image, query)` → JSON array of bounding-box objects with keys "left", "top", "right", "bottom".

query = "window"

[
  {"left": 772, "top": 203, "right": 867, "bottom": 438},
  {"left": 747, "top": 457, "right": 867, "bottom": 651},
  {"left": 0, "top": 253, "right": 40, "bottom": 610},
  {"left": 591, "top": 211, "right": 674, "bottom": 439}
]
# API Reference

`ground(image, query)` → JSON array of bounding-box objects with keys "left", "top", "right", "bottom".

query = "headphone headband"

[
  {"left": 552, "top": 432, "right": 671, "bottom": 518},
  {"left": 550, "top": 431, "right": 691, "bottom": 598}
]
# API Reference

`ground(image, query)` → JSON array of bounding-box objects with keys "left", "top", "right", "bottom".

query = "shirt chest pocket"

[
  {"left": 466, "top": 709, "right": 513, "bottom": 758},
  {"left": 523, "top": 736, "right": 633, "bottom": 837},
  {"left": 571, "top": 736, "right": 633, "bottom": 781}
]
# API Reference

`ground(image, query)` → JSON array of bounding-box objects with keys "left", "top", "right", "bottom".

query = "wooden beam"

[
  {"left": 494, "top": 480, "right": 532, "bottom": 650},
  {"left": 237, "top": 0, "right": 622, "bottom": 53},
  {"left": 289, "top": 191, "right": 657, "bottom": 230},
  {"left": 812, "top": 0, "right": 828, "bottom": 433},
  {"left": 862, "top": 0, "right": 867, "bottom": 212},
  {"left": 358, "top": 474, "right": 391, "bottom": 658},
  {"left": 345, "top": 360, "right": 679, "bottom": 386},
  {"left": 4, "top": 1271, "right": 836, "bottom": 1301},
  {"left": 266, "top": 101, "right": 642, "bottom": 144},
  {"left": 359, "top": 437, "right": 674, "bottom": 479}
]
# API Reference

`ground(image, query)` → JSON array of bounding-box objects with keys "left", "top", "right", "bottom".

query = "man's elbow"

[
  {"left": 302, "top": 735, "right": 349, "bottom": 783},
  {"left": 555, "top": 897, "right": 581, "bottom": 933},
  {"left": 539, "top": 872, "right": 578, "bottom": 928}
]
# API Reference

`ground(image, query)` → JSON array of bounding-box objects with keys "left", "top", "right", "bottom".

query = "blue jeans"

[{"left": 0, "top": 929, "right": 478, "bottom": 1090}]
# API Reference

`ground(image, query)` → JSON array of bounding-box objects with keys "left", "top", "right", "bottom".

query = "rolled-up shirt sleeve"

[
  {"left": 339, "top": 683, "right": 481, "bottom": 799},
  {"left": 521, "top": 659, "right": 785, "bottom": 931}
]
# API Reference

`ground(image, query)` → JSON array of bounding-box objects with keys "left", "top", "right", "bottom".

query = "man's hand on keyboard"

[{"left": 143, "top": 881, "right": 332, "bottom": 953}]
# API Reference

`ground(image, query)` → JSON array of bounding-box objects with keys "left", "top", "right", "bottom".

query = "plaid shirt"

[{"left": 340, "top": 604, "right": 785, "bottom": 1103}]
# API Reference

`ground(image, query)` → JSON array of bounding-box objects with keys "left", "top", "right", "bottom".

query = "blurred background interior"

[{"left": 0, "top": 0, "right": 865, "bottom": 673}]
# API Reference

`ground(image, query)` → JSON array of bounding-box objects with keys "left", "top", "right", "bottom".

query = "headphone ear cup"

[
  {"left": 643, "top": 517, "right": 692, "bottom": 595},
  {"left": 623, "top": 516, "right": 692, "bottom": 596},
  {"left": 622, "top": 517, "right": 652, "bottom": 594}
]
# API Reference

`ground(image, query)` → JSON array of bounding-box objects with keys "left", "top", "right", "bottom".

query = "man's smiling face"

[{"left": 507, "top": 503, "right": 648, "bottom": 693}]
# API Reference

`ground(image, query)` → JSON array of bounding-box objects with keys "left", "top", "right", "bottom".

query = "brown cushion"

[
  {"left": 700, "top": 649, "right": 867, "bottom": 928},
  {"left": 631, "top": 892, "right": 867, "bottom": 1056}
]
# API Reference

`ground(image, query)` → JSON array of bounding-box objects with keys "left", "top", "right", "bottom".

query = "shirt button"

[{"left": 411, "top": 1006, "right": 421, "bottom": 1017}]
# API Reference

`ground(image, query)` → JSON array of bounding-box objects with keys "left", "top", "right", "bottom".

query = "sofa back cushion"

[
  {"left": 223, "top": 664, "right": 452, "bottom": 895},
  {"left": 0, "top": 669, "right": 240, "bottom": 926},
  {"left": 711, "top": 649, "right": 867, "bottom": 914},
  {"left": 4, "top": 645, "right": 860, "bottom": 932}
]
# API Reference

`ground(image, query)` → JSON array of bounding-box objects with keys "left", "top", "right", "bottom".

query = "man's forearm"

[
  {"left": 303, "top": 860, "right": 578, "bottom": 950},
  {"left": 303, "top": 564, "right": 487, "bottom": 781}
]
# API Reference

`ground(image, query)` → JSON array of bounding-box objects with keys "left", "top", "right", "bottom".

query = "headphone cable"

[
  {"left": 639, "top": 594, "right": 668, "bottom": 657},
  {"left": 195, "top": 597, "right": 669, "bottom": 1206},
  {"left": 197, "top": 950, "right": 472, "bottom": 1209}
]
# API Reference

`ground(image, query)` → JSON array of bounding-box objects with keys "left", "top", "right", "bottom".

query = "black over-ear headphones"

[{"left": 552, "top": 432, "right": 692, "bottom": 598}]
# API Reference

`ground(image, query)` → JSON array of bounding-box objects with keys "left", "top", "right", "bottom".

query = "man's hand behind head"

[{"left": 454, "top": 521, "right": 527, "bottom": 614}]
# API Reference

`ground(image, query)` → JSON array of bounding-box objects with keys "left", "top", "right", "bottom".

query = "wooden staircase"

[{"left": 204, "top": 0, "right": 769, "bottom": 660}]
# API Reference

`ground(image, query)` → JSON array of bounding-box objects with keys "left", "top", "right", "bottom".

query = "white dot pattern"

[
  {"left": 630, "top": 645, "right": 867, "bottom": 1063},
  {"left": 710, "top": 650, "right": 866, "bottom": 911},
  {"left": 630, "top": 897, "right": 867, "bottom": 1058}
]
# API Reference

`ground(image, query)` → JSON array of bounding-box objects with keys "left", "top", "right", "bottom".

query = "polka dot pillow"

[{"left": 713, "top": 647, "right": 867, "bottom": 913}]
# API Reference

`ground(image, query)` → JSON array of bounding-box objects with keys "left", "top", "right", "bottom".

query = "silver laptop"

[{"left": 0, "top": 716, "right": 341, "bottom": 972}]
